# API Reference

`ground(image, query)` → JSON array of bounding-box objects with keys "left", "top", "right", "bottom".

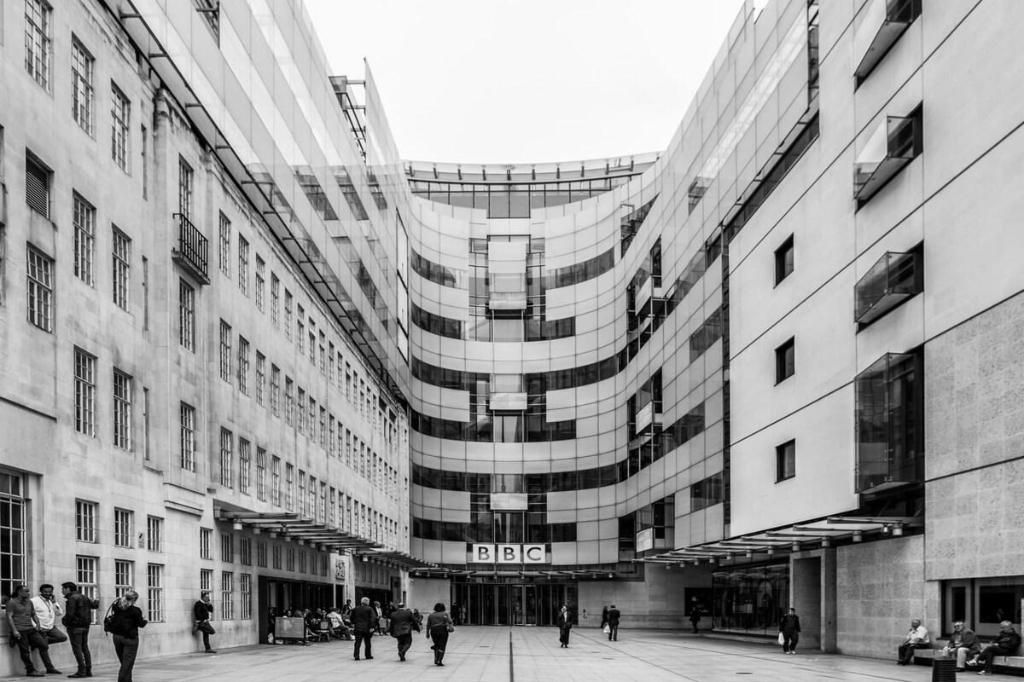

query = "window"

[
  {"left": 284, "top": 378, "right": 294, "bottom": 426},
  {"left": 217, "top": 212, "right": 231, "bottom": 277},
  {"left": 271, "top": 545, "right": 282, "bottom": 570},
  {"left": 239, "top": 537, "right": 251, "bottom": 566},
  {"left": 194, "top": 0, "right": 220, "bottom": 41},
  {"left": 256, "top": 542, "right": 267, "bottom": 567},
  {"left": 270, "top": 274, "right": 280, "bottom": 327},
  {"left": 178, "top": 157, "right": 193, "bottom": 218},
  {"left": 146, "top": 564, "right": 164, "bottom": 622},
  {"left": 25, "top": 0, "right": 52, "bottom": 89},
  {"left": 219, "top": 321, "right": 232, "bottom": 382},
  {"left": 26, "top": 246, "right": 54, "bottom": 331},
  {"left": 774, "top": 235, "right": 794, "bottom": 285},
  {"left": 73, "top": 192, "right": 96, "bottom": 285},
  {"left": 296, "top": 388, "right": 306, "bottom": 433},
  {"left": 200, "top": 568, "right": 213, "bottom": 594},
  {"left": 297, "top": 313, "right": 305, "bottom": 354},
  {"left": 286, "top": 547, "right": 295, "bottom": 572},
  {"left": 111, "top": 83, "right": 130, "bottom": 172},
  {"left": 179, "top": 279, "right": 195, "bottom": 350},
  {"left": 237, "top": 336, "right": 249, "bottom": 395},
  {"left": 220, "top": 533, "right": 232, "bottom": 562},
  {"left": 114, "top": 508, "right": 134, "bottom": 548},
  {"left": 255, "top": 256, "right": 265, "bottom": 311},
  {"left": 285, "top": 463, "right": 294, "bottom": 510},
  {"left": 76, "top": 556, "right": 98, "bottom": 621},
  {"left": 270, "top": 365, "right": 280, "bottom": 416},
  {"left": 180, "top": 402, "right": 196, "bottom": 471},
  {"left": 238, "top": 438, "right": 251, "bottom": 494},
  {"left": 146, "top": 516, "right": 163, "bottom": 552},
  {"left": 255, "top": 352, "right": 265, "bottom": 406},
  {"left": 0, "top": 474, "right": 26, "bottom": 600},
  {"left": 75, "top": 500, "right": 98, "bottom": 542},
  {"left": 271, "top": 456, "right": 281, "bottom": 506},
  {"left": 237, "top": 236, "right": 249, "bottom": 295},
  {"left": 113, "top": 369, "right": 132, "bottom": 450},
  {"left": 114, "top": 560, "right": 133, "bottom": 600},
  {"left": 776, "top": 440, "right": 796, "bottom": 482},
  {"left": 71, "top": 37, "right": 94, "bottom": 135},
  {"left": 318, "top": 332, "right": 326, "bottom": 373},
  {"left": 112, "top": 227, "right": 131, "bottom": 309},
  {"left": 283, "top": 289, "right": 293, "bottom": 340},
  {"left": 25, "top": 152, "right": 51, "bottom": 218},
  {"left": 200, "top": 528, "right": 212, "bottom": 560},
  {"left": 219, "top": 428, "right": 233, "bottom": 488},
  {"left": 141, "top": 125, "right": 148, "bottom": 198},
  {"left": 690, "top": 473, "right": 723, "bottom": 512},
  {"left": 255, "top": 447, "right": 266, "bottom": 501},
  {"left": 74, "top": 348, "right": 97, "bottom": 436},
  {"left": 240, "top": 573, "right": 252, "bottom": 620},
  {"left": 775, "top": 337, "right": 796, "bottom": 384},
  {"left": 855, "top": 351, "right": 923, "bottom": 492}
]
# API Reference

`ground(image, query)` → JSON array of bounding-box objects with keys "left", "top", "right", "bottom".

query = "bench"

[{"left": 914, "top": 647, "right": 1024, "bottom": 675}]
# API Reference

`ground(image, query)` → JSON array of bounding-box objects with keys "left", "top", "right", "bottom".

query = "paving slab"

[{"left": 71, "top": 627, "right": 950, "bottom": 681}]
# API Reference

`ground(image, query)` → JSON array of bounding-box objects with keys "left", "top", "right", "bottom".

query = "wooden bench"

[{"left": 914, "top": 647, "right": 1024, "bottom": 675}]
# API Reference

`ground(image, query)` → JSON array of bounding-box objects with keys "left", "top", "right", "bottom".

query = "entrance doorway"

[
  {"left": 257, "top": 576, "right": 334, "bottom": 643},
  {"left": 451, "top": 583, "right": 576, "bottom": 626}
]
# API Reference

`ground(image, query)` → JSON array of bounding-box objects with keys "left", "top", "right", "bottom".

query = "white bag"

[
  {"left": 603, "top": 624, "right": 611, "bottom": 635},
  {"left": 778, "top": 632, "right": 785, "bottom": 645}
]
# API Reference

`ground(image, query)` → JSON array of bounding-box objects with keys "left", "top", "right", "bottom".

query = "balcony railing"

[
  {"left": 854, "top": 0, "right": 922, "bottom": 85},
  {"left": 854, "top": 110, "right": 921, "bottom": 206},
  {"left": 855, "top": 352, "right": 923, "bottom": 494},
  {"left": 854, "top": 249, "right": 922, "bottom": 325},
  {"left": 171, "top": 213, "right": 210, "bottom": 284}
]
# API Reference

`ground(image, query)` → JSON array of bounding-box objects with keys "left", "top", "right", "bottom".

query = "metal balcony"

[
  {"left": 171, "top": 213, "right": 210, "bottom": 284},
  {"left": 854, "top": 0, "right": 922, "bottom": 85},
  {"left": 854, "top": 111, "right": 921, "bottom": 206},
  {"left": 855, "top": 249, "right": 922, "bottom": 325},
  {"left": 855, "top": 352, "right": 923, "bottom": 494}
]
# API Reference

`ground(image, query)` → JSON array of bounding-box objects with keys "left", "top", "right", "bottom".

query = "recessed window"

[
  {"left": 774, "top": 235, "right": 794, "bottom": 285},
  {"left": 775, "top": 337, "right": 795, "bottom": 384},
  {"left": 776, "top": 440, "right": 796, "bottom": 482},
  {"left": 25, "top": 152, "right": 52, "bottom": 218}
]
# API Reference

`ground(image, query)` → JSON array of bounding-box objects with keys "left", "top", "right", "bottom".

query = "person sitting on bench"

[
  {"left": 967, "top": 620, "right": 1021, "bottom": 675},
  {"left": 897, "top": 618, "right": 930, "bottom": 665}
]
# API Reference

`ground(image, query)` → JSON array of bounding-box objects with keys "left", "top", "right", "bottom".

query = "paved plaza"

[{"left": 65, "top": 627, "right": 960, "bottom": 682}]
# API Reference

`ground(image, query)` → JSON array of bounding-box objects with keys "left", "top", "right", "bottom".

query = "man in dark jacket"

[
  {"left": 192, "top": 590, "right": 216, "bottom": 653},
  {"left": 388, "top": 602, "right": 420, "bottom": 661},
  {"left": 607, "top": 605, "right": 621, "bottom": 641},
  {"left": 62, "top": 582, "right": 98, "bottom": 678},
  {"left": 971, "top": 620, "right": 1022, "bottom": 674},
  {"left": 779, "top": 607, "right": 801, "bottom": 654},
  {"left": 350, "top": 597, "right": 376, "bottom": 660}
]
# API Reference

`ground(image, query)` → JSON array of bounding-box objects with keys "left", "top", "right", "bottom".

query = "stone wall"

[{"left": 577, "top": 565, "right": 711, "bottom": 630}]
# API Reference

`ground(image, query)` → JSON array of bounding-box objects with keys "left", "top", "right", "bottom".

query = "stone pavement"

[{"left": 72, "top": 627, "right": 952, "bottom": 681}]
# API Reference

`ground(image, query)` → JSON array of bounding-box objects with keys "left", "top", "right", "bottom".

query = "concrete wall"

[
  {"left": 836, "top": 536, "right": 931, "bottom": 658},
  {"left": 577, "top": 565, "right": 711, "bottom": 630}
]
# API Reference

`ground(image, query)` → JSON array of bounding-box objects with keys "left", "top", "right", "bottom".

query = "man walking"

[
  {"left": 350, "top": 597, "right": 375, "bottom": 660},
  {"left": 607, "top": 604, "right": 621, "bottom": 641},
  {"left": 31, "top": 584, "right": 68, "bottom": 648},
  {"left": 388, "top": 602, "right": 419, "bottom": 661},
  {"left": 62, "top": 581, "right": 98, "bottom": 679},
  {"left": 192, "top": 590, "right": 216, "bottom": 653},
  {"left": 6, "top": 583, "right": 59, "bottom": 677}
]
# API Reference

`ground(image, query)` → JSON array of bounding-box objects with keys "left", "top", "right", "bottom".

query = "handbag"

[
  {"left": 778, "top": 632, "right": 785, "bottom": 645},
  {"left": 103, "top": 602, "right": 116, "bottom": 634},
  {"left": 603, "top": 624, "right": 611, "bottom": 635},
  {"left": 446, "top": 615, "right": 455, "bottom": 633}
]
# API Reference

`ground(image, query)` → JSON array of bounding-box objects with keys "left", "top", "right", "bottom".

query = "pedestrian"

[
  {"left": 6, "top": 583, "right": 58, "bottom": 677},
  {"left": 388, "top": 602, "right": 420, "bottom": 661},
  {"left": 779, "top": 607, "right": 801, "bottom": 654},
  {"left": 607, "top": 604, "right": 621, "bottom": 641},
  {"left": 426, "top": 602, "right": 455, "bottom": 666},
  {"left": 689, "top": 601, "right": 703, "bottom": 634},
  {"left": 350, "top": 596, "right": 375, "bottom": 660},
  {"left": 192, "top": 590, "right": 217, "bottom": 653},
  {"left": 557, "top": 604, "right": 572, "bottom": 648},
  {"left": 31, "top": 583, "right": 68, "bottom": 648},
  {"left": 600, "top": 604, "right": 609, "bottom": 630},
  {"left": 62, "top": 581, "right": 98, "bottom": 678},
  {"left": 372, "top": 600, "right": 385, "bottom": 634},
  {"left": 107, "top": 589, "right": 147, "bottom": 682},
  {"left": 341, "top": 599, "right": 353, "bottom": 617}
]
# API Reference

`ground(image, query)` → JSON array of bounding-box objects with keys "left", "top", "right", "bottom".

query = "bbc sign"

[{"left": 472, "top": 544, "right": 547, "bottom": 564}]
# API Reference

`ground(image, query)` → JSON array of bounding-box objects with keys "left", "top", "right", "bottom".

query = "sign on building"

[{"left": 471, "top": 544, "right": 547, "bottom": 563}]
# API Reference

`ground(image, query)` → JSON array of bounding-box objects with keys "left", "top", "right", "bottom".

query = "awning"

[
  {"left": 641, "top": 514, "right": 922, "bottom": 566},
  {"left": 215, "top": 504, "right": 384, "bottom": 553},
  {"left": 354, "top": 550, "right": 438, "bottom": 571}
]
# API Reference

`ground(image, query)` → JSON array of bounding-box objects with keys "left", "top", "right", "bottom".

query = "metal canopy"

[
  {"left": 215, "top": 507, "right": 384, "bottom": 552},
  {"left": 354, "top": 550, "right": 439, "bottom": 571}
]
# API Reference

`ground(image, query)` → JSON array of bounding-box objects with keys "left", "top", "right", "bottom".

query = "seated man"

[
  {"left": 897, "top": 618, "right": 930, "bottom": 665},
  {"left": 968, "top": 620, "right": 1022, "bottom": 676},
  {"left": 326, "top": 607, "right": 350, "bottom": 639},
  {"left": 940, "top": 620, "right": 979, "bottom": 671}
]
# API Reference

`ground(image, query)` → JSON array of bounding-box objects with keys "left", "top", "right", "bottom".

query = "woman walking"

[
  {"left": 107, "top": 589, "right": 147, "bottom": 682},
  {"left": 779, "top": 607, "right": 801, "bottom": 654},
  {"left": 426, "top": 602, "right": 455, "bottom": 666},
  {"left": 557, "top": 604, "right": 573, "bottom": 648}
]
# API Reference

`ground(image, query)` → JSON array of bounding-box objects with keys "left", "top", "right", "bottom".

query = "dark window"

[
  {"left": 776, "top": 440, "right": 796, "bottom": 482},
  {"left": 26, "top": 151, "right": 51, "bottom": 218},
  {"left": 775, "top": 338, "right": 795, "bottom": 384},
  {"left": 774, "top": 235, "right": 794, "bottom": 285},
  {"left": 690, "top": 474, "right": 723, "bottom": 512}
]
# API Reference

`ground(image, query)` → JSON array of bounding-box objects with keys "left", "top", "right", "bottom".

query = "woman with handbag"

[
  {"left": 779, "top": 607, "right": 801, "bottom": 654},
  {"left": 425, "top": 602, "right": 455, "bottom": 666},
  {"left": 107, "top": 590, "right": 147, "bottom": 682}
]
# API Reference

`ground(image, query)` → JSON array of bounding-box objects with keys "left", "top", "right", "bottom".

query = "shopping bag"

[
  {"left": 778, "top": 632, "right": 785, "bottom": 645},
  {"left": 603, "top": 624, "right": 611, "bottom": 635}
]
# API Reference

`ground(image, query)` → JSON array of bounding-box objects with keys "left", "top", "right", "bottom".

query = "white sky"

[{"left": 304, "top": 0, "right": 747, "bottom": 164}]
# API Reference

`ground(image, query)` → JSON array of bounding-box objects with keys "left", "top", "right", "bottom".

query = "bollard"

[{"left": 931, "top": 656, "right": 957, "bottom": 682}]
